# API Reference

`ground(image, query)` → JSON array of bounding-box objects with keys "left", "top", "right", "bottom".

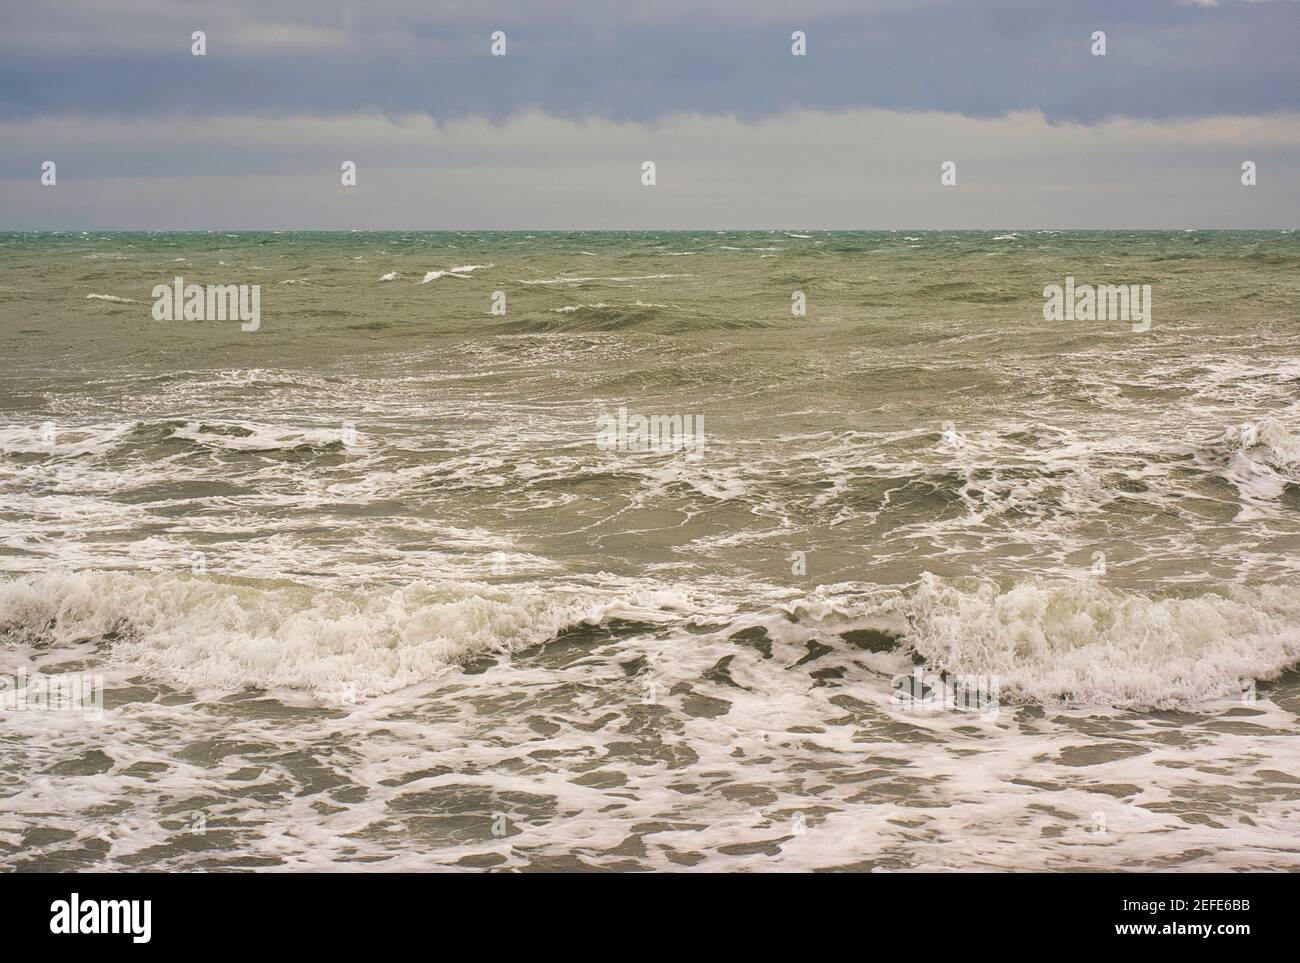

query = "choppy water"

[{"left": 2, "top": 230, "right": 1299, "bottom": 871}]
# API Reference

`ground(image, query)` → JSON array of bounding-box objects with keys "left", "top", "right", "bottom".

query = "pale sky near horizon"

[{"left": 2, "top": 0, "right": 1298, "bottom": 229}]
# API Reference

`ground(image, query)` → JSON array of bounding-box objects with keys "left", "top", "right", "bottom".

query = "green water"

[{"left": 1, "top": 230, "right": 1298, "bottom": 870}]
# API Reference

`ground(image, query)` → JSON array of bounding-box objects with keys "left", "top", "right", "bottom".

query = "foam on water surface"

[{"left": 2, "top": 230, "right": 1299, "bottom": 870}]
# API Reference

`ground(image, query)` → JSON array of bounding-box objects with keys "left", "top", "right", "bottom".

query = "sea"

[{"left": 1, "top": 229, "right": 1298, "bottom": 870}]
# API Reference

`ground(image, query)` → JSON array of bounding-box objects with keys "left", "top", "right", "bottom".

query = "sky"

[{"left": 1, "top": 0, "right": 1297, "bottom": 229}]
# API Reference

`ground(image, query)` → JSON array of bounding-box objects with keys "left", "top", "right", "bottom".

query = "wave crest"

[
  {"left": 0, "top": 571, "right": 691, "bottom": 702},
  {"left": 900, "top": 574, "right": 1300, "bottom": 707}
]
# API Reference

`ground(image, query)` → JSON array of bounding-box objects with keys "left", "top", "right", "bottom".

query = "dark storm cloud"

[{"left": 1, "top": 0, "right": 1297, "bottom": 124}]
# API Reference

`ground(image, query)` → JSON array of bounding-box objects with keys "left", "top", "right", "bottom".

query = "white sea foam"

[
  {"left": 1203, "top": 416, "right": 1300, "bottom": 513},
  {"left": 420, "top": 265, "right": 491, "bottom": 283},
  {"left": 1256, "top": 417, "right": 1300, "bottom": 472},
  {"left": 85, "top": 293, "right": 137, "bottom": 303},
  {"left": 0, "top": 422, "right": 133, "bottom": 457},
  {"left": 900, "top": 574, "right": 1300, "bottom": 707},
  {"left": 0, "top": 571, "right": 697, "bottom": 701},
  {"left": 1224, "top": 450, "right": 1288, "bottom": 505},
  {"left": 170, "top": 420, "right": 351, "bottom": 452},
  {"left": 11, "top": 563, "right": 1286, "bottom": 709}
]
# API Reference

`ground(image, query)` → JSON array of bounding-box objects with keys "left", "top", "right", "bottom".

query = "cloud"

[
  {"left": 0, "top": 0, "right": 1297, "bottom": 124},
  {"left": 3, "top": 107, "right": 1295, "bottom": 228},
  {"left": 2, "top": 1, "right": 1294, "bottom": 228}
]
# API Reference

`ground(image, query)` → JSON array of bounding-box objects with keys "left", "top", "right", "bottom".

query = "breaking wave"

[
  {"left": 4, "top": 569, "right": 1297, "bottom": 709},
  {"left": 898, "top": 574, "right": 1300, "bottom": 707},
  {"left": 0, "top": 571, "right": 698, "bottom": 701}
]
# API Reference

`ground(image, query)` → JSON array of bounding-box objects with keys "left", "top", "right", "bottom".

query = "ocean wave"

[
  {"left": 5, "top": 567, "right": 1294, "bottom": 709},
  {"left": 498, "top": 303, "right": 666, "bottom": 332},
  {"left": 1255, "top": 417, "right": 1300, "bottom": 472},
  {"left": 515, "top": 274, "right": 695, "bottom": 285},
  {"left": 420, "top": 265, "right": 491, "bottom": 283},
  {"left": 0, "top": 571, "right": 697, "bottom": 701},
  {"left": 496, "top": 302, "right": 760, "bottom": 333},
  {"left": 0, "top": 419, "right": 363, "bottom": 459},
  {"left": 898, "top": 574, "right": 1300, "bottom": 707},
  {"left": 1202, "top": 416, "right": 1300, "bottom": 509},
  {"left": 0, "top": 422, "right": 134, "bottom": 457},
  {"left": 170, "top": 420, "right": 351, "bottom": 453},
  {"left": 732, "top": 573, "right": 1300, "bottom": 708}
]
